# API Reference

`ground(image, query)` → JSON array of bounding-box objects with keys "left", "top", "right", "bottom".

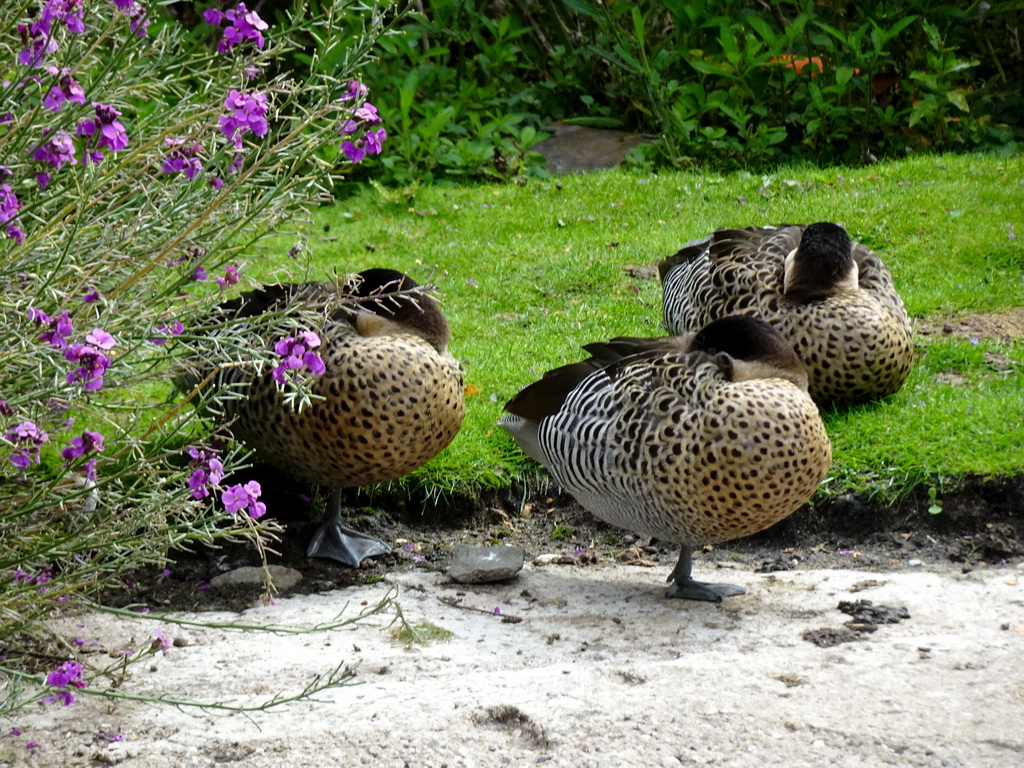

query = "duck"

[
  {"left": 498, "top": 315, "right": 831, "bottom": 602},
  {"left": 201, "top": 268, "right": 465, "bottom": 566},
  {"left": 658, "top": 222, "right": 915, "bottom": 403}
]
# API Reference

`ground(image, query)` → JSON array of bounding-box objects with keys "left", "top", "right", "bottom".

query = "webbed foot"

[
  {"left": 305, "top": 489, "right": 390, "bottom": 566},
  {"left": 665, "top": 547, "right": 745, "bottom": 602},
  {"left": 666, "top": 579, "right": 746, "bottom": 602}
]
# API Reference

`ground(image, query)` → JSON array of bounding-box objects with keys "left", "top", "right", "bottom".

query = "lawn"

[{"left": 255, "top": 151, "right": 1023, "bottom": 504}]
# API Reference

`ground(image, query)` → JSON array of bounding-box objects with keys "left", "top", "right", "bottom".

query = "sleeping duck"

[
  {"left": 659, "top": 223, "right": 914, "bottom": 403},
  {"left": 202, "top": 268, "right": 464, "bottom": 566},
  {"left": 499, "top": 315, "right": 831, "bottom": 602}
]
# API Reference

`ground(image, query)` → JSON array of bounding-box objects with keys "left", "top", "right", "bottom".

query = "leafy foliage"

[{"left": 322, "top": 0, "right": 1023, "bottom": 182}]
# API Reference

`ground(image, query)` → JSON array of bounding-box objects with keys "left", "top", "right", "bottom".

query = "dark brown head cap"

[
  {"left": 690, "top": 315, "right": 808, "bottom": 390},
  {"left": 784, "top": 223, "right": 857, "bottom": 300}
]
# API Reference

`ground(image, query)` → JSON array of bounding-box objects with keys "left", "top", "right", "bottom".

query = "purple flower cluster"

[
  {"left": 30, "top": 129, "right": 76, "bottom": 170},
  {"left": 203, "top": 3, "right": 268, "bottom": 53},
  {"left": 61, "top": 429, "right": 104, "bottom": 461},
  {"left": 5, "top": 421, "right": 49, "bottom": 471},
  {"left": 29, "top": 307, "right": 74, "bottom": 349},
  {"left": 61, "top": 430, "right": 105, "bottom": 479},
  {"left": 216, "top": 264, "right": 240, "bottom": 288},
  {"left": 0, "top": 184, "right": 25, "bottom": 243},
  {"left": 222, "top": 480, "right": 266, "bottom": 519},
  {"left": 14, "top": 564, "right": 53, "bottom": 593},
  {"left": 45, "top": 660, "right": 86, "bottom": 706},
  {"left": 42, "top": 68, "right": 85, "bottom": 112},
  {"left": 17, "top": 0, "right": 86, "bottom": 68},
  {"left": 161, "top": 138, "right": 203, "bottom": 180},
  {"left": 272, "top": 331, "right": 327, "bottom": 384},
  {"left": 64, "top": 341, "right": 113, "bottom": 391},
  {"left": 77, "top": 103, "right": 129, "bottom": 164},
  {"left": 338, "top": 83, "right": 386, "bottom": 164},
  {"left": 113, "top": 0, "right": 150, "bottom": 37},
  {"left": 187, "top": 445, "right": 224, "bottom": 501},
  {"left": 149, "top": 320, "right": 184, "bottom": 346},
  {"left": 220, "top": 90, "right": 269, "bottom": 148}
]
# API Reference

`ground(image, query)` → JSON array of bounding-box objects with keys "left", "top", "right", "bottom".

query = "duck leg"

[
  {"left": 665, "top": 548, "right": 746, "bottom": 602},
  {"left": 306, "top": 488, "right": 391, "bottom": 566}
]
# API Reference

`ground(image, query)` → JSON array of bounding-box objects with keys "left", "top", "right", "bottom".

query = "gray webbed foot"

[
  {"left": 666, "top": 547, "right": 746, "bottom": 602},
  {"left": 305, "top": 488, "right": 390, "bottom": 566}
]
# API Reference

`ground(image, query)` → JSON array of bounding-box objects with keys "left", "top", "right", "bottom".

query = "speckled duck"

[
  {"left": 499, "top": 315, "right": 831, "bottom": 601},
  {"left": 659, "top": 223, "right": 914, "bottom": 403},
  {"left": 206, "top": 269, "right": 464, "bottom": 566}
]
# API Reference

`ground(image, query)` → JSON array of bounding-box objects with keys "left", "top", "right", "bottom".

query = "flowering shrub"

[{"left": 0, "top": 0, "right": 399, "bottom": 715}]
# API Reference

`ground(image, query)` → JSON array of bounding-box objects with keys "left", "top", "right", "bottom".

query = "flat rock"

[
  {"left": 209, "top": 565, "right": 303, "bottom": 591},
  {"left": 448, "top": 545, "right": 525, "bottom": 584}
]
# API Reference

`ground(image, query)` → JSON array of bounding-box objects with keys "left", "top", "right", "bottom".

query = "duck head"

[
  {"left": 348, "top": 268, "right": 451, "bottom": 352},
  {"left": 782, "top": 222, "right": 859, "bottom": 300},
  {"left": 690, "top": 315, "right": 809, "bottom": 391}
]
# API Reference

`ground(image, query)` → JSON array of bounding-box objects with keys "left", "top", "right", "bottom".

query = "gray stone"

[
  {"left": 448, "top": 545, "right": 525, "bottom": 584},
  {"left": 210, "top": 565, "right": 302, "bottom": 591}
]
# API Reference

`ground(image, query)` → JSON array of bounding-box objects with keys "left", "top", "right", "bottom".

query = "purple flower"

[
  {"left": 64, "top": 343, "right": 111, "bottom": 391},
  {"left": 192, "top": 265, "right": 207, "bottom": 281},
  {"left": 114, "top": 0, "right": 150, "bottom": 36},
  {"left": 221, "top": 481, "right": 266, "bottom": 519},
  {"left": 364, "top": 128, "right": 386, "bottom": 156},
  {"left": 83, "top": 288, "right": 100, "bottom": 303},
  {"left": 76, "top": 103, "right": 129, "bottom": 164},
  {"left": 341, "top": 140, "right": 366, "bottom": 164},
  {"left": 337, "top": 95, "right": 387, "bottom": 164},
  {"left": 187, "top": 445, "right": 224, "bottom": 500},
  {"left": 42, "top": 69, "right": 85, "bottom": 112},
  {"left": 37, "top": 310, "right": 74, "bottom": 349},
  {"left": 17, "top": 22, "right": 59, "bottom": 67},
  {"left": 272, "top": 333, "right": 327, "bottom": 383},
  {"left": 216, "top": 264, "right": 239, "bottom": 287},
  {"left": 161, "top": 138, "right": 203, "bottom": 180},
  {"left": 209, "top": 176, "right": 224, "bottom": 190},
  {"left": 150, "top": 320, "right": 184, "bottom": 345},
  {"left": 340, "top": 80, "right": 369, "bottom": 101},
  {"left": 61, "top": 430, "right": 105, "bottom": 463},
  {"left": 45, "top": 658, "right": 85, "bottom": 704},
  {"left": 31, "top": 129, "right": 77, "bottom": 169},
  {"left": 219, "top": 90, "right": 269, "bottom": 144},
  {"left": 37, "top": 172, "right": 51, "bottom": 189},
  {"left": 204, "top": 3, "right": 268, "bottom": 53},
  {"left": 1, "top": 185, "right": 24, "bottom": 241},
  {"left": 86, "top": 328, "right": 115, "bottom": 350},
  {"left": 153, "top": 629, "right": 170, "bottom": 655},
  {"left": 6, "top": 224, "right": 25, "bottom": 244},
  {"left": 5, "top": 421, "right": 49, "bottom": 471},
  {"left": 221, "top": 484, "right": 247, "bottom": 514}
]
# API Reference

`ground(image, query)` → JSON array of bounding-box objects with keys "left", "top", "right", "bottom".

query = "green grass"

[{"left": 251, "top": 151, "right": 1023, "bottom": 503}]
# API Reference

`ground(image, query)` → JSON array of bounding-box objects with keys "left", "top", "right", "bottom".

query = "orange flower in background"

[{"left": 770, "top": 54, "right": 825, "bottom": 76}]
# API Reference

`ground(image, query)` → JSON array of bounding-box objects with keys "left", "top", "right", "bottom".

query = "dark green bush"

[{"left": 330, "top": 0, "right": 1023, "bottom": 181}]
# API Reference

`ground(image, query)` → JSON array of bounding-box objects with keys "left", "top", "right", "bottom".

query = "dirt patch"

[{"left": 916, "top": 307, "right": 1024, "bottom": 344}]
